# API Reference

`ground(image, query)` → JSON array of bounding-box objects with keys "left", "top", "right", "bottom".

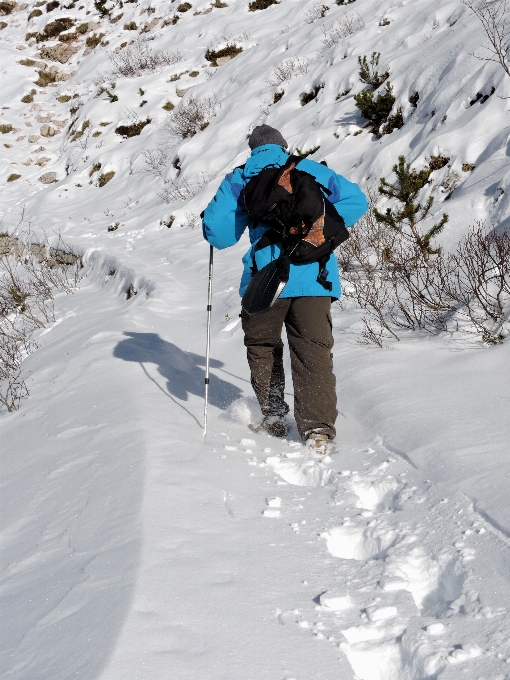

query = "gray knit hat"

[{"left": 248, "top": 124, "right": 288, "bottom": 150}]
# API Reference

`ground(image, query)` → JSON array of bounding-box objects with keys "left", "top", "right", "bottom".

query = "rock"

[
  {"left": 38, "top": 171, "right": 57, "bottom": 184},
  {"left": 46, "top": 65, "right": 74, "bottom": 82},
  {"left": 29, "top": 104, "right": 41, "bottom": 112},
  {"left": 141, "top": 16, "right": 159, "bottom": 32},
  {"left": 36, "top": 113, "right": 52, "bottom": 123},
  {"left": 176, "top": 86, "right": 193, "bottom": 97},
  {"left": 39, "top": 42, "right": 80, "bottom": 64},
  {"left": 16, "top": 44, "right": 26, "bottom": 50},
  {"left": 21, "top": 158, "right": 33, "bottom": 165},
  {"left": 35, "top": 156, "right": 51, "bottom": 166},
  {"left": 216, "top": 55, "right": 232, "bottom": 66},
  {"left": 16, "top": 135, "right": 25, "bottom": 141},
  {"left": 34, "top": 145, "right": 45, "bottom": 152},
  {"left": 28, "top": 134, "right": 40, "bottom": 143},
  {"left": 0, "top": 236, "right": 21, "bottom": 256},
  {"left": 52, "top": 119, "right": 67, "bottom": 129},
  {"left": 40, "top": 124, "right": 57, "bottom": 137}
]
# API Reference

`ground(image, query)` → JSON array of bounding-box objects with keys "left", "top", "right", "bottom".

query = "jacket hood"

[{"left": 243, "top": 144, "right": 289, "bottom": 178}]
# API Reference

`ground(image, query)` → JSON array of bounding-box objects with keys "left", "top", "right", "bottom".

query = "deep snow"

[{"left": 1, "top": 0, "right": 510, "bottom": 677}]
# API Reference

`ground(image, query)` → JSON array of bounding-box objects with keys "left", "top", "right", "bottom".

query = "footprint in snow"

[{"left": 266, "top": 456, "right": 333, "bottom": 487}]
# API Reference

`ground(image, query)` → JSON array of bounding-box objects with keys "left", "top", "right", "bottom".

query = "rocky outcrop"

[
  {"left": 39, "top": 42, "right": 80, "bottom": 64},
  {"left": 38, "top": 171, "right": 58, "bottom": 183}
]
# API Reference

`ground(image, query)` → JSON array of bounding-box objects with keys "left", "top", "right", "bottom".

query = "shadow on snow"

[{"left": 114, "top": 332, "right": 243, "bottom": 426}]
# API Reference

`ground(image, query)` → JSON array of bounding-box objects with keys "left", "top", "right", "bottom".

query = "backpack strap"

[
  {"left": 253, "top": 228, "right": 282, "bottom": 253},
  {"left": 250, "top": 229, "right": 283, "bottom": 274},
  {"left": 317, "top": 252, "right": 333, "bottom": 291}
]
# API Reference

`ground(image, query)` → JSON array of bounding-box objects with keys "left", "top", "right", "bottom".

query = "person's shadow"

[{"left": 113, "top": 332, "right": 242, "bottom": 427}]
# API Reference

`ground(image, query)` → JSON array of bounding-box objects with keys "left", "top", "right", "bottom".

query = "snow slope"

[{"left": 1, "top": 0, "right": 510, "bottom": 677}]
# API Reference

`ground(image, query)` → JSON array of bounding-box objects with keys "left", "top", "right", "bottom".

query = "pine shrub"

[
  {"left": 358, "top": 52, "right": 389, "bottom": 89},
  {"left": 354, "top": 82, "right": 395, "bottom": 136},
  {"left": 373, "top": 155, "right": 448, "bottom": 263}
]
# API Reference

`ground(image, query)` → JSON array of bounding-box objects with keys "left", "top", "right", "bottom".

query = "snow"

[{"left": 1, "top": 0, "right": 510, "bottom": 677}]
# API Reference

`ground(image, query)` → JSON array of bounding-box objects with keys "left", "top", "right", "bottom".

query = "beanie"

[{"left": 248, "top": 124, "right": 288, "bottom": 150}]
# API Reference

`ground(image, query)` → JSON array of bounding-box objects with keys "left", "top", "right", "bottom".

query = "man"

[{"left": 202, "top": 125, "right": 368, "bottom": 454}]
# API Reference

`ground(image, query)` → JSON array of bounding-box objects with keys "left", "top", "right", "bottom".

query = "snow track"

[
  {"left": 1, "top": 242, "right": 509, "bottom": 680},
  {"left": 253, "top": 432, "right": 510, "bottom": 680}
]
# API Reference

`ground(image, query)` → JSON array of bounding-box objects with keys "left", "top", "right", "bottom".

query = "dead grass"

[
  {"left": 204, "top": 43, "right": 242, "bottom": 66},
  {"left": 115, "top": 117, "right": 151, "bottom": 137},
  {"left": 98, "top": 171, "right": 115, "bottom": 186},
  {"left": 248, "top": 0, "right": 277, "bottom": 10},
  {"left": 35, "top": 69, "right": 58, "bottom": 87}
]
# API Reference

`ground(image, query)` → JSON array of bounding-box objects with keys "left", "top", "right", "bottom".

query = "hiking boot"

[
  {"left": 306, "top": 432, "right": 330, "bottom": 456},
  {"left": 249, "top": 415, "right": 288, "bottom": 438}
]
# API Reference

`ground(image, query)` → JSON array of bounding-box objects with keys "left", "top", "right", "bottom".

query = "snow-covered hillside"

[{"left": 1, "top": 0, "right": 510, "bottom": 677}]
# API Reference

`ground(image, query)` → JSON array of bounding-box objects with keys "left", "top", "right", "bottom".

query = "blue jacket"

[{"left": 202, "top": 144, "right": 368, "bottom": 299}]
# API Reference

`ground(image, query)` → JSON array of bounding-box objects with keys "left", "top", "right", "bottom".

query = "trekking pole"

[{"left": 203, "top": 245, "right": 214, "bottom": 440}]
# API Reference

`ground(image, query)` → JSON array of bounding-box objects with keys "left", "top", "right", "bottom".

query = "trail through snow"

[{"left": 2, "top": 241, "right": 510, "bottom": 680}]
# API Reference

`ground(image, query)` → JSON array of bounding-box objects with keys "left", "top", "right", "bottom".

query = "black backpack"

[{"left": 242, "top": 155, "right": 349, "bottom": 290}]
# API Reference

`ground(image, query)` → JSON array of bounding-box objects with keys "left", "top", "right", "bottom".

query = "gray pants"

[{"left": 241, "top": 297, "right": 337, "bottom": 440}]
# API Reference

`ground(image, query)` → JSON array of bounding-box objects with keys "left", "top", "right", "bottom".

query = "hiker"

[{"left": 202, "top": 125, "right": 368, "bottom": 453}]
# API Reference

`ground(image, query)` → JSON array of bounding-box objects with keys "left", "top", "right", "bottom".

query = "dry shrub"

[
  {"left": 305, "top": 2, "right": 328, "bottom": 23},
  {"left": 320, "top": 11, "right": 365, "bottom": 46},
  {"left": 142, "top": 147, "right": 171, "bottom": 176},
  {"left": 462, "top": 0, "right": 510, "bottom": 78},
  {"left": 158, "top": 173, "right": 213, "bottom": 203},
  {"left": 338, "top": 189, "right": 510, "bottom": 345},
  {"left": 165, "top": 94, "right": 219, "bottom": 138},
  {"left": 182, "top": 211, "right": 201, "bottom": 229},
  {"left": 0, "top": 230, "right": 81, "bottom": 412},
  {"left": 441, "top": 224, "right": 510, "bottom": 342},
  {"left": 267, "top": 56, "right": 309, "bottom": 85},
  {"left": 109, "top": 39, "right": 182, "bottom": 77}
]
